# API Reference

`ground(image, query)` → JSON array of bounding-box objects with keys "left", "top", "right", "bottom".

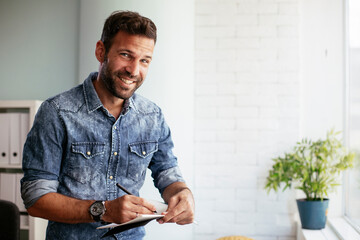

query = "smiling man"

[{"left": 21, "top": 11, "right": 194, "bottom": 240}]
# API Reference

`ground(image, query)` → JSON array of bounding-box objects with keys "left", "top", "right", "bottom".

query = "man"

[{"left": 21, "top": 11, "right": 195, "bottom": 239}]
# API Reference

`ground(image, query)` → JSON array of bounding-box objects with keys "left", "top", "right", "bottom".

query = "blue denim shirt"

[{"left": 21, "top": 72, "right": 184, "bottom": 240}]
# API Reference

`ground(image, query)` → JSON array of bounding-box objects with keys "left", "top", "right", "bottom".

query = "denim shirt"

[{"left": 21, "top": 72, "right": 184, "bottom": 240}]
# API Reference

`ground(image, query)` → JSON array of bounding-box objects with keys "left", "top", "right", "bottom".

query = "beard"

[{"left": 99, "top": 58, "right": 143, "bottom": 100}]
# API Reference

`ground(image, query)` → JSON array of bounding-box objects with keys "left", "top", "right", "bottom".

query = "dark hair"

[{"left": 100, "top": 11, "right": 157, "bottom": 53}]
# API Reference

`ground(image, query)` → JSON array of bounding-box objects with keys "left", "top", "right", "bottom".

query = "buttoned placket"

[{"left": 106, "top": 116, "right": 121, "bottom": 200}]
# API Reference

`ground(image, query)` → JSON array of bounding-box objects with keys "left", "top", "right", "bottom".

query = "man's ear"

[{"left": 95, "top": 40, "right": 106, "bottom": 63}]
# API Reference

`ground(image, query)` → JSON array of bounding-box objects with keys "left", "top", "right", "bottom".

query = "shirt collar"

[
  {"left": 83, "top": 72, "right": 103, "bottom": 113},
  {"left": 120, "top": 94, "right": 138, "bottom": 115}
]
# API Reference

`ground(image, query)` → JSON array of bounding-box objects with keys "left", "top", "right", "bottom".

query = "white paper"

[
  {"left": 97, "top": 199, "right": 168, "bottom": 230},
  {"left": 147, "top": 199, "right": 168, "bottom": 214},
  {"left": 97, "top": 214, "right": 164, "bottom": 229}
]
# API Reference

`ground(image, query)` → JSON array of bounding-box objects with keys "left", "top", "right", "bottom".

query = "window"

[{"left": 345, "top": 0, "right": 360, "bottom": 231}]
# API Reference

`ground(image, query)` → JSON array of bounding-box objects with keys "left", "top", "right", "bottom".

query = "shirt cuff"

[
  {"left": 156, "top": 166, "right": 185, "bottom": 194},
  {"left": 21, "top": 179, "right": 59, "bottom": 209}
]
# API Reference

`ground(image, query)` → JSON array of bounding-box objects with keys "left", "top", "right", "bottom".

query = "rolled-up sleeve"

[
  {"left": 154, "top": 166, "right": 185, "bottom": 194},
  {"left": 21, "top": 100, "right": 64, "bottom": 208},
  {"left": 21, "top": 179, "right": 59, "bottom": 208},
  {"left": 149, "top": 110, "right": 185, "bottom": 194}
]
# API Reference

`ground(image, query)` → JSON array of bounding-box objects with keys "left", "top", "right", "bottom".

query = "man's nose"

[{"left": 126, "top": 60, "right": 140, "bottom": 78}]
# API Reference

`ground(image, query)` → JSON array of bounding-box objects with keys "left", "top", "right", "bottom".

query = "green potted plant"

[{"left": 265, "top": 129, "right": 355, "bottom": 229}]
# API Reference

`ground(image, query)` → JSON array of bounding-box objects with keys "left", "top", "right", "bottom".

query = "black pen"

[{"left": 116, "top": 183, "right": 133, "bottom": 195}]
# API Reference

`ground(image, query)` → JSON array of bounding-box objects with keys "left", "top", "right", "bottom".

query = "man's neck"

[{"left": 93, "top": 78, "right": 124, "bottom": 120}]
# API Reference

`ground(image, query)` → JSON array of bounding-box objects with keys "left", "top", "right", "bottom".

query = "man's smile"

[{"left": 120, "top": 77, "right": 135, "bottom": 85}]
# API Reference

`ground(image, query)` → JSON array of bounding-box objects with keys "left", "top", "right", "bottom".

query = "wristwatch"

[{"left": 89, "top": 201, "right": 106, "bottom": 222}]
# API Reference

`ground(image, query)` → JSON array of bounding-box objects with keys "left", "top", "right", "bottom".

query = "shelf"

[
  {"left": 21, "top": 225, "right": 30, "bottom": 230},
  {"left": 297, "top": 218, "right": 360, "bottom": 240},
  {"left": 0, "top": 164, "right": 22, "bottom": 169},
  {"left": 20, "top": 214, "right": 30, "bottom": 230},
  {"left": 0, "top": 100, "right": 42, "bottom": 108},
  {"left": 0, "top": 100, "right": 44, "bottom": 240},
  {"left": 0, "top": 100, "right": 42, "bottom": 126}
]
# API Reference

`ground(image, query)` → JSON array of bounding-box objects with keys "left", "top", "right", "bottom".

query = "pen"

[{"left": 116, "top": 183, "right": 133, "bottom": 195}]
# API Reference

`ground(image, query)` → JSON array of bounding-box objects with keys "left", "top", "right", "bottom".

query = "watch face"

[{"left": 90, "top": 202, "right": 104, "bottom": 216}]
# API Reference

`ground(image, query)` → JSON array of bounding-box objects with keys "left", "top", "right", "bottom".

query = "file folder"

[
  {"left": 0, "top": 114, "right": 10, "bottom": 165},
  {"left": 0, "top": 173, "right": 16, "bottom": 202},
  {"left": 19, "top": 113, "right": 29, "bottom": 162},
  {"left": 16, "top": 173, "right": 26, "bottom": 212},
  {"left": 9, "top": 113, "right": 21, "bottom": 165}
]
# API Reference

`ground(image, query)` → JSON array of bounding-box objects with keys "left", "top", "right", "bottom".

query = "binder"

[
  {"left": 20, "top": 215, "right": 29, "bottom": 228},
  {"left": 0, "top": 114, "right": 10, "bottom": 164},
  {"left": 9, "top": 113, "right": 21, "bottom": 165},
  {"left": 16, "top": 173, "right": 26, "bottom": 212},
  {"left": 19, "top": 113, "right": 29, "bottom": 162},
  {"left": 0, "top": 172, "right": 16, "bottom": 202}
]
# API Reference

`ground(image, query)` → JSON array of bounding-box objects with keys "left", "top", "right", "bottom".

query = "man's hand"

[
  {"left": 102, "top": 195, "right": 156, "bottom": 224},
  {"left": 158, "top": 182, "right": 195, "bottom": 225}
]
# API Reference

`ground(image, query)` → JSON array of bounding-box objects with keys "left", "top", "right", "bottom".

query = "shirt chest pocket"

[
  {"left": 66, "top": 142, "right": 106, "bottom": 184},
  {"left": 127, "top": 141, "right": 158, "bottom": 182}
]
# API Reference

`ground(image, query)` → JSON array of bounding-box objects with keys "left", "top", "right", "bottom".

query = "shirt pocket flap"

[
  {"left": 129, "top": 141, "right": 158, "bottom": 158},
  {"left": 71, "top": 142, "right": 105, "bottom": 159}
]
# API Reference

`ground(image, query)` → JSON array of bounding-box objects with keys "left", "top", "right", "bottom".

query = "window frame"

[{"left": 340, "top": 0, "right": 360, "bottom": 236}]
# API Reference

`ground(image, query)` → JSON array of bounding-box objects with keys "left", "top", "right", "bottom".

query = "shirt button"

[
  {"left": 86, "top": 151, "right": 91, "bottom": 156},
  {"left": 109, "top": 176, "right": 113, "bottom": 180},
  {"left": 114, "top": 152, "right": 118, "bottom": 156},
  {"left": 114, "top": 126, "right": 117, "bottom": 130},
  {"left": 142, "top": 151, "right": 146, "bottom": 155}
]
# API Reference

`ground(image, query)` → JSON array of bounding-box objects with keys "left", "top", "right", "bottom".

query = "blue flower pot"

[{"left": 296, "top": 198, "right": 329, "bottom": 229}]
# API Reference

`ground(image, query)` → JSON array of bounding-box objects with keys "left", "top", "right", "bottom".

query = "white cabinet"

[{"left": 0, "top": 100, "right": 47, "bottom": 240}]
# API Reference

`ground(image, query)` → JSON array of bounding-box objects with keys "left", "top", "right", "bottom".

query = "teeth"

[{"left": 121, "top": 78, "right": 134, "bottom": 84}]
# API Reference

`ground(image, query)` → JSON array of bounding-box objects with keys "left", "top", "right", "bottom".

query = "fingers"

[
  {"left": 158, "top": 211, "right": 193, "bottom": 225},
  {"left": 122, "top": 195, "right": 156, "bottom": 215},
  {"left": 171, "top": 211, "right": 194, "bottom": 225},
  {"left": 158, "top": 193, "right": 195, "bottom": 225},
  {"left": 103, "top": 195, "right": 157, "bottom": 224},
  {"left": 159, "top": 207, "right": 194, "bottom": 224}
]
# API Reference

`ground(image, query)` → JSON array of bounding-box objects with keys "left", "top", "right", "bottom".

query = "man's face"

[{"left": 99, "top": 31, "right": 155, "bottom": 100}]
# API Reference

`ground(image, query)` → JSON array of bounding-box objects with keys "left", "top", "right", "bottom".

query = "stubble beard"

[{"left": 99, "top": 59, "right": 142, "bottom": 100}]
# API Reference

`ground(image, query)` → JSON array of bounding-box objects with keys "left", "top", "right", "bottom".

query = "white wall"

[
  {"left": 300, "top": 0, "right": 345, "bottom": 140},
  {"left": 194, "top": 0, "right": 300, "bottom": 239},
  {"left": 194, "top": 0, "right": 345, "bottom": 239},
  {"left": 0, "top": 0, "right": 79, "bottom": 100},
  {"left": 299, "top": 0, "right": 345, "bottom": 217},
  {"left": 79, "top": 1, "right": 194, "bottom": 239}
]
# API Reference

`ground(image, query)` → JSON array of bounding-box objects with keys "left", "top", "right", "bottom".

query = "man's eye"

[
  {"left": 141, "top": 59, "right": 150, "bottom": 64},
  {"left": 120, "top": 53, "right": 129, "bottom": 57}
]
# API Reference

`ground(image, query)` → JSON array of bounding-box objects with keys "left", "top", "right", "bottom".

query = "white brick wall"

[{"left": 194, "top": 0, "right": 300, "bottom": 239}]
